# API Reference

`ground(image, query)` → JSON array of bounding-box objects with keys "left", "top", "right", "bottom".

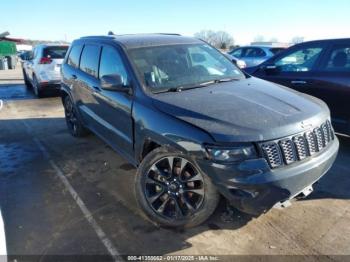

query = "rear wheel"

[
  {"left": 63, "top": 95, "right": 89, "bottom": 137},
  {"left": 23, "top": 69, "right": 31, "bottom": 89},
  {"left": 135, "top": 147, "right": 220, "bottom": 228},
  {"left": 32, "top": 75, "right": 43, "bottom": 98}
]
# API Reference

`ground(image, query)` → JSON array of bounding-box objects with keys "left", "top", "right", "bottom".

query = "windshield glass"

[{"left": 128, "top": 44, "right": 245, "bottom": 92}]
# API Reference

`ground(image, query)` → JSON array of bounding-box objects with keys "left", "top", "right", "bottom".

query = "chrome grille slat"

[
  {"left": 260, "top": 121, "right": 335, "bottom": 169},
  {"left": 305, "top": 131, "right": 318, "bottom": 155},
  {"left": 321, "top": 123, "right": 330, "bottom": 146},
  {"left": 261, "top": 143, "right": 283, "bottom": 168},
  {"left": 315, "top": 127, "right": 324, "bottom": 150},
  {"left": 293, "top": 135, "right": 308, "bottom": 160},
  {"left": 279, "top": 139, "right": 297, "bottom": 164}
]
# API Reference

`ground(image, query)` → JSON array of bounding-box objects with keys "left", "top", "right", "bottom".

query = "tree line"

[{"left": 194, "top": 30, "right": 305, "bottom": 50}]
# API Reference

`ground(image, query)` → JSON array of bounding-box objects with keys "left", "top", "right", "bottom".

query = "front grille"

[{"left": 260, "top": 120, "right": 335, "bottom": 169}]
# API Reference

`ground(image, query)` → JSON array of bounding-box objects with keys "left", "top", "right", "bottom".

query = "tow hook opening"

[{"left": 273, "top": 185, "right": 314, "bottom": 210}]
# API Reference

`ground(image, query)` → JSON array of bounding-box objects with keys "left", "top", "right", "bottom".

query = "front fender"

[{"left": 133, "top": 100, "right": 215, "bottom": 165}]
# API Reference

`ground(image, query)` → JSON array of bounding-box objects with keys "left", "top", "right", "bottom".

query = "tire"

[
  {"left": 135, "top": 147, "right": 220, "bottom": 228},
  {"left": 63, "top": 95, "right": 89, "bottom": 137},
  {"left": 23, "top": 69, "right": 31, "bottom": 89},
  {"left": 33, "top": 75, "right": 43, "bottom": 98}
]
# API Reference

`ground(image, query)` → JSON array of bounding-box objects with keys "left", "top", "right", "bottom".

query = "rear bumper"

[
  {"left": 37, "top": 70, "right": 61, "bottom": 85},
  {"left": 197, "top": 137, "right": 339, "bottom": 215},
  {"left": 38, "top": 81, "right": 61, "bottom": 90}
]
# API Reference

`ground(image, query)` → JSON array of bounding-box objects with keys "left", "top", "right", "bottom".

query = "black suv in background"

[
  {"left": 61, "top": 34, "right": 338, "bottom": 228},
  {"left": 246, "top": 38, "right": 350, "bottom": 135}
]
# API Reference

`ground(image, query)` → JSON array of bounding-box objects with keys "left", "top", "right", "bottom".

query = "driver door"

[{"left": 254, "top": 43, "right": 328, "bottom": 98}]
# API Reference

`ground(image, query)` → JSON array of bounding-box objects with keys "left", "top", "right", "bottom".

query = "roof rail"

[
  {"left": 79, "top": 33, "right": 182, "bottom": 40},
  {"left": 80, "top": 35, "right": 114, "bottom": 39},
  {"left": 155, "top": 33, "right": 181, "bottom": 36}
]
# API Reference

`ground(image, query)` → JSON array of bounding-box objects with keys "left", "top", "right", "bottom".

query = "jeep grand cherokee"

[{"left": 60, "top": 34, "right": 339, "bottom": 228}]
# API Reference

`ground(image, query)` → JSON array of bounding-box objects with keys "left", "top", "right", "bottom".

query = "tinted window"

[
  {"left": 99, "top": 46, "right": 128, "bottom": 85},
  {"left": 270, "top": 47, "right": 285, "bottom": 55},
  {"left": 243, "top": 48, "right": 266, "bottom": 58},
  {"left": 274, "top": 46, "right": 323, "bottom": 72},
  {"left": 67, "top": 45, "right": 83, "bottom": 68},
  {"left": 80, "top": 45, "right": 101, "bottom": 78},
  {"left": 230, "top": 48, "right": 242, "bottom": 58},
  {"left": 322, "top": 45, "right": 350, "bottom": 72},
  {"left": 43, "top": 46, "right": 68, "bottom": 59}
]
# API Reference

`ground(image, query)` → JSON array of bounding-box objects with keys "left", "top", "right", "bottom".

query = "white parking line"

[
  {"left": 20, "top": 120, "right": 121, "bottom": 261},
  {"left": 0, "top": 209, "right": 7, "bottom": 261}
]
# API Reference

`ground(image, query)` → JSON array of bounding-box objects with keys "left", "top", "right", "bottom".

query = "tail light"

[{"left": 39, "top": 57, "right": 52, "bottom": 64}]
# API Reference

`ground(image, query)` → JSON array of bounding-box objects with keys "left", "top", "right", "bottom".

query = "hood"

[{"left": 152, "top": 77, "right": 330, "bottom": 142}]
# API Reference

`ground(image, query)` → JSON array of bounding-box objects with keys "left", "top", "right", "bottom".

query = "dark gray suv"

[{"left": 61, "top": 34, "right": 339, "bottom": 228}]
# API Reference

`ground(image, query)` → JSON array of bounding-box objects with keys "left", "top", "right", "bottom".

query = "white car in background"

[
  {"left": 228, "top": 45, "right": 286, "bottom": 68},
  {"left": 22, "top": 44, "right": 69, "bottom": 97}
]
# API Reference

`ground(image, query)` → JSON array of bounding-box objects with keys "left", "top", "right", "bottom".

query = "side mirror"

[{"left": 101, "top": 74, "right": 131, "bottom": 93}]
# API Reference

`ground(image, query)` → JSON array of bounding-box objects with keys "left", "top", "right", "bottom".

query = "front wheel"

[
  {"left": 135, "top": 147, "right": 220, "bottom": 228},
  {"left": 63, "top": 95, "right": 89, "bottom": 137}
]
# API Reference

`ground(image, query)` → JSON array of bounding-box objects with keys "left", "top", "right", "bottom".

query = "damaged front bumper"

[{"left": 197, "top": 136, "right": 339, "bottom": 216}]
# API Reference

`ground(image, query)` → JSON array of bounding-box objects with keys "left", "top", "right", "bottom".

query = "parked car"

[
  {"left": 246, "top": 38, "right": 350, "bottom": 136},
  {"left": 223, "top": 53, "right": 247, "bottom": 69},
  {"left": 61, "top": 34, "right": 338, "bottom": 228},
  {"left": 228, "top": 46, "right": 286, "bottom": 68},
  {"left": 22, "top": 44, "right": 69, "bottom": 97}
]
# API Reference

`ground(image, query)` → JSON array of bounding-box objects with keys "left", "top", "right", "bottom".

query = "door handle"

[{"left": 291, "top": 80, "right": 307, "bottom": 85}]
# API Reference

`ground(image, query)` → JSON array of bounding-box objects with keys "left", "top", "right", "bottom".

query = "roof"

[
  {"left": 80, "top": 34, "right": 203, "bottom": 49},
  {"left": 33, "top": 43, "right": 69, "bottom": 48},
  {"left": 298, "top": 38, "right": 350, "bottom": 45}
]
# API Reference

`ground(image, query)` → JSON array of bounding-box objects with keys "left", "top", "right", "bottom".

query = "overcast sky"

[{"left": 1, "top": 0, "right": 349, "bottom": 45}]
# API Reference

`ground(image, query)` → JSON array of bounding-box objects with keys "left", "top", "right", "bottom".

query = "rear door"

[
  {"left": 75, "top": 44, "right": 102, "bottom": 127},
  {"left": 62, "top": 43, "right": 84, "bottom": 101},
  {"left": 311, "top": 42, "right": 350, "bottom": 133}
]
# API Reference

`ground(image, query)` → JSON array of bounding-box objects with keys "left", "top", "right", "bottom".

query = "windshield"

[{"left": 128, "top": 44, "right": 245, "bottom": 92}]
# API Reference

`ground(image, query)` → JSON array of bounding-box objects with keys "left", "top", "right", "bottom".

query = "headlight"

[{"left": 206, "top": 145, "right": 256, "bottom": 163}]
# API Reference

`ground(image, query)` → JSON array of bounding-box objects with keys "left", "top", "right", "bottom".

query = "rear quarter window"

[{"left": 67, "top": 45, "right": 83, "bottom": 68}]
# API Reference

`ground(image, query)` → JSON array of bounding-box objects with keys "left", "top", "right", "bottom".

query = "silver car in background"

[
  {"left": 22, "top": 44, "right": 69, "bottom": 97},
  {"left": 223, "top": 53, "right": 247, "bottom": 69},
  {"left": 228, "top": 45, "right": 285, "bottom": 68}
]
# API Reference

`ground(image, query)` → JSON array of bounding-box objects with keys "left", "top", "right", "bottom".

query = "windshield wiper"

[
  {"left": 152, "top": 78, "right": 240, "bottom": 94},
  {"left": 214, "top": 77, "right": 240, "bottom": 83}
]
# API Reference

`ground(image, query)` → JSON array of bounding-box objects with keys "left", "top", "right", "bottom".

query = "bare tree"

[
  {"left": 291, "top": 36, "right": 304, "bottom": 44},
  {"left": 194, "top": 30, "right": 234, "bottom": 49}
]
